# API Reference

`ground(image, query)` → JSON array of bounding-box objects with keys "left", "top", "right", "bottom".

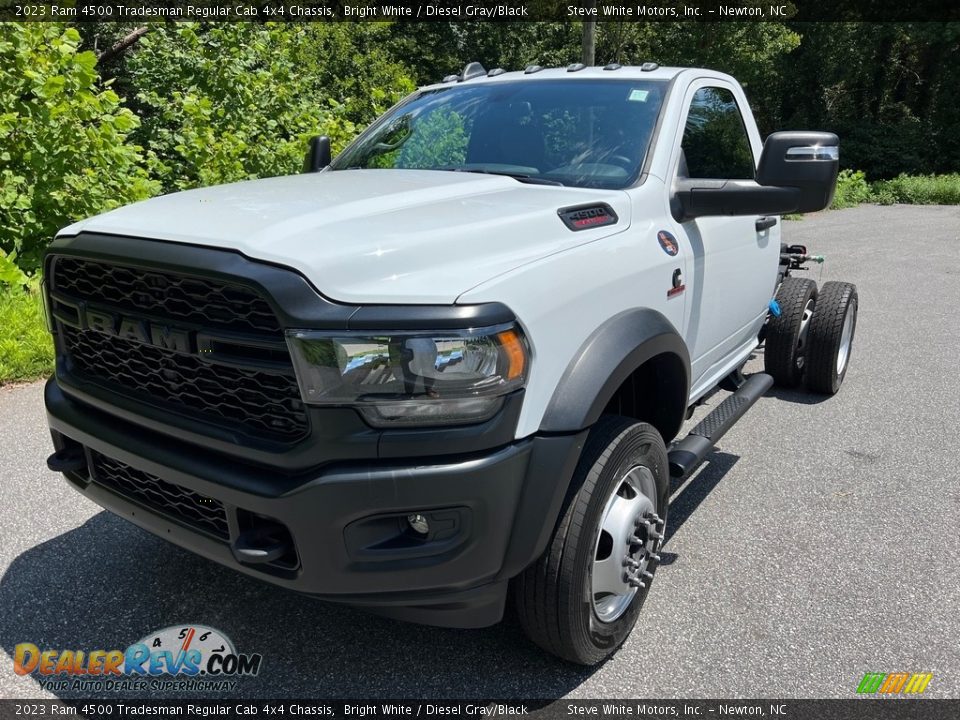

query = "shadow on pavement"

[
  {"left": 665, "top": 450, "right": 739, "bottom": 545},
  {"left": 765, "top": 386, "right": 832, "bottom": 405},
  {"left": 0, "top": 512, "right": 597, "bottom": 700}
]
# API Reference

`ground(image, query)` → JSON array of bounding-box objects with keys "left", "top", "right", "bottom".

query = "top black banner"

[{"left": 1, "top": 0, "right": 959, "bottom": 23}]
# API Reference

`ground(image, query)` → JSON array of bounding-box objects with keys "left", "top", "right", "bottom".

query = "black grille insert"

[
  {"left": 91, "top": 451, "right": 230, "bottom": 540},
  {"left": 50, "top": 255, "right": 310, "bottom": 443},
  {"left": 52, "top": 257, "right": 281, "bottom": 335},
  {"left": 61, "top": 326, "right": 308, "bottom": 441}
]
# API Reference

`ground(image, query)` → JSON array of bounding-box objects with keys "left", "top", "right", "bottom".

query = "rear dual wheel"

[
  {"left": 765, "top": 278, "right": 858, "bottom": 394},
  {"left": 765, "top": 277, "right": 818, "bottom": 387},
  {"left": 515, "top": 416, "right": 669, "bottom": 665},
  {"left": 805, "top": 281, "right": 858, "bottom": 394}
]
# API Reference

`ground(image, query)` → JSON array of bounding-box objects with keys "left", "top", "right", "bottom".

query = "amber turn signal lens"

[{"left": 497, "top": 329, "right": 527, "bottom": 381}]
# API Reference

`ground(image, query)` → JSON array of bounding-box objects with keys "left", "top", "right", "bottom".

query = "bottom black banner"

[{"left": 2, "top": 700, "right": 959, "bottom": 720}]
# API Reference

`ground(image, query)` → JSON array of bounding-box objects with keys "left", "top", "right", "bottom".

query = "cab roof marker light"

[{"left": 461, "top": 62, "right": 487, "bottom": 81}]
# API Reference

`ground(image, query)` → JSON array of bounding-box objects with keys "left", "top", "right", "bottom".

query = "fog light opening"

[{"left": 407, "top": 514, "right": 430, "bottom": 536}]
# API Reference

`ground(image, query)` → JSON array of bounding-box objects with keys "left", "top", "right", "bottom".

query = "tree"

[
  {"left": 0, "top": 23, "right": 157, "bottom": 271},
  {"left": 127, "top": 24, "right": 415, "bottom": 192}
]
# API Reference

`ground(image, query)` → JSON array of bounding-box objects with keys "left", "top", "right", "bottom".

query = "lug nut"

[
  {"left": 650, "top": 553, "right": 661, "bottom": 562},
  {"left": 623, "top": 558, "right": 639, "bottom": 569},
  {"left": 641, "top": 570, "right": 654, "bottom": 580},
  {"left": 628, "top": 578, "right": 647, "bottom": 589}
]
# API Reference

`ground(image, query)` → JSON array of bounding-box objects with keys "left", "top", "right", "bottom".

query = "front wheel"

[{"left": 515, "top": 416, "right": 669, "bottom": 665}]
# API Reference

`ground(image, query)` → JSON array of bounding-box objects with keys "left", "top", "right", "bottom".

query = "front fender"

[{"left": 539, "top": 308, "right": 690, "bottom": 435}]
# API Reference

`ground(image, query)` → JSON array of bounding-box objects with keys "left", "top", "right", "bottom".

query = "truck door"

[{"left": 670, "top": 82, "right": 778, "bottom": 392}]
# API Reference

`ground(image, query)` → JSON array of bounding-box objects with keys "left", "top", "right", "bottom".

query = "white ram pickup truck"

[{"left": 43, "top": 63, "right": 857, "bottom": 664}]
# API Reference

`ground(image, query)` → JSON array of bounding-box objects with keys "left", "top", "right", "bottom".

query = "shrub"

[
  {"left": 872, "top": 174, "right": 960, "bottom": 205},
  {"left": 128, "top": 24, "right": 414, "bottom": 192},
  {"left": 830, "top": 169, "right": 874, "bottom": 209},
  {"left": 0, "top": 283, "right": 53, "bottom": 383},
  {"left": 0, "top": 24, "right": 158, "bottom": 272}
]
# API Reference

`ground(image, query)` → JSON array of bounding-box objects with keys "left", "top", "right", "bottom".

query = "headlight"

[{"left": 286, "top": 324, "right": 529, "bottom": 427}]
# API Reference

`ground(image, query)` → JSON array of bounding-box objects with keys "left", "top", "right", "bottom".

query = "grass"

[
  {"left": 785, "top": 171, "right": 960, "bottom": 218},
  {"left": 0, "top": 284, "right": 54, "bottom": 384},
  {"left": 873, "top": 173, "right": 960, "bottom": 205},
  {"left": 831, "top": 170, "right": 960, "bottom": 210}
]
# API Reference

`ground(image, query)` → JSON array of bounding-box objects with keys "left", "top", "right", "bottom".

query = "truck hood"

[{"left": 59, "top": 169, "right": 631, "bottom": 304}]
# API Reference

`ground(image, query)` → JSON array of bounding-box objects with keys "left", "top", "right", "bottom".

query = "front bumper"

[{"left": 45, "top": 379, "right": 585, "bottom": 628}]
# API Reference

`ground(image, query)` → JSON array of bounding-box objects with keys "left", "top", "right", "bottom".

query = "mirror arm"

[{"left": 671, "top": 179, "right": 802, "bottom": 222}]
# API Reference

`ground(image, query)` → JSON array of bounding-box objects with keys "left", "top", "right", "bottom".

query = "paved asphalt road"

[{"left": 1, "top": 205, "right": 959, "bottom": 702}]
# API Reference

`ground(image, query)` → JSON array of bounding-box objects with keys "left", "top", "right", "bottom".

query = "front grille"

[
  {"left": 50, "top": 255, "right": 310, "bottom": 443},
  {"left": 62, "top": 326, "right": 308, "bottom": 441},
  {"left": 91, "top": 451, "right": 230, "bottom": 540},
  {"left": 53, "top": 257, "right": 280, "bottom": 335}
]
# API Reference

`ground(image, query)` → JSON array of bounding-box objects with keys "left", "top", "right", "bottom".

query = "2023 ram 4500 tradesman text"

[{"left": 43, "top": 63, "right": 857, "bottom": 664}]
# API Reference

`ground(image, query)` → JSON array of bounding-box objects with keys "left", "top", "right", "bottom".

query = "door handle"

[{"left": 756, "top": 216, "right": 778, "bottom": 231}]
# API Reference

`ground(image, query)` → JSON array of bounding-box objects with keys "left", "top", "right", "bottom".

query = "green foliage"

[
  {"left": 0, "top": 250, "right": 31, "bottom": 287},
  {"left": 128, "top": 24, "right": 414, "bottom": 192},
  {"left": 0, "top": 283, "right": 54, "bottom": 383},
  {"left": 872, "top": 174, "right": 960, "bottom": 205},
  {"left": 779, "top": 23, "right": 960, "bottom": 179},
  {"left": 397, "top": 107, "right": 469, "bottom": 168},
  {"left": 0, "top": 23, "right": 158, "bottom": 272},
  {"left": 828, "top": 170, "right": 960, "bottom": 209},
  {"left": 129, "top": 25, "right": 350, "bottom": 191},
  {"left": 831, "top": 169, "right": 874, "bottom": 209}
]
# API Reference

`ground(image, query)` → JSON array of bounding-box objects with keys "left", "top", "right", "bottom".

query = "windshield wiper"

[{"left": 438, "top": 167, "right": 565, "bottom": 187}]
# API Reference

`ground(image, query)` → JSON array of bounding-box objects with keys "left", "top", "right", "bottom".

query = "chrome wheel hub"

[
  {"left": 837, "top": 307, "right": 854, "bottom": 374},
  {"left": 591, "top": 466, "right": 663, "bottom": 624},
  {"left": 796, "top": 298, "right": 816, "bottom": 370}
]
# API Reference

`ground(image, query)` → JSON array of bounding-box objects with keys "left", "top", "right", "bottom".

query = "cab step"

[{"left": 668, "top": 372, "right": 774, "bottom": 478}]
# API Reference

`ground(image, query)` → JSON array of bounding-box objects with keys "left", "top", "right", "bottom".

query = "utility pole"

[{"left": 581, "top": 1, "right": 596, "bottom": 66}]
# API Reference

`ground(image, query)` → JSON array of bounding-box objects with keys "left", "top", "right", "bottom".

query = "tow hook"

[
  {"left": 231, "top": 523, "right": 293, "bottom": 565},
  {"left": 46, "top": 447, "right": 86, "bottom": 473}
]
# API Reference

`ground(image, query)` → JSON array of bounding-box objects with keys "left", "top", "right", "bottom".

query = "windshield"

[{"left": 331, "top": 79, "right": 667, "bottom": 189}]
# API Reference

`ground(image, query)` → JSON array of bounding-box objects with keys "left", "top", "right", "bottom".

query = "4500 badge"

[{"left": 14, "top": 625, "right": 262, "bottom": 690}]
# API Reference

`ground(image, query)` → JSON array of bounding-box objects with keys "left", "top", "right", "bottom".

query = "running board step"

[{"left": 668, "top": 372, "right": 774, "bottom": 478}]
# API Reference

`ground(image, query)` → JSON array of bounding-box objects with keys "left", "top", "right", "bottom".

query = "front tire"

[{"left": 515, "top": 416, "right": 669, "bottom": 665}]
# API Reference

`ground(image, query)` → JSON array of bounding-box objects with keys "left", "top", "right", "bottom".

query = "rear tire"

[
  {"left": 764, "top": 277, "right": 818, "bottom": 387},
  {"left": 515, "top": 416, "right": 669, "bottom": 665},
  {"left": 805, "top": 281, "right": 858, "bottom": 394}
]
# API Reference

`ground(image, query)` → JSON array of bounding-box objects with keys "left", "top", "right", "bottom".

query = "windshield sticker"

[{"left": 628, "top": 89, "right": 650, "bottom": 102}]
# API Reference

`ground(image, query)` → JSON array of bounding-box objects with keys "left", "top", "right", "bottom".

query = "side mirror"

[
  {"left": 671, "top": 131, "right": 839, "bottom": 222},
  {"left": 303, "top": 135, "right": 332, "bottom": 173},
  {"left": 757, "top": 131, "right": 839, "bottom": 213}
]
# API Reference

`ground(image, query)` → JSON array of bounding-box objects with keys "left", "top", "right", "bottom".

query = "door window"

[{"left": 679, "top": 87, "right": 755, "bottom": 180}]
